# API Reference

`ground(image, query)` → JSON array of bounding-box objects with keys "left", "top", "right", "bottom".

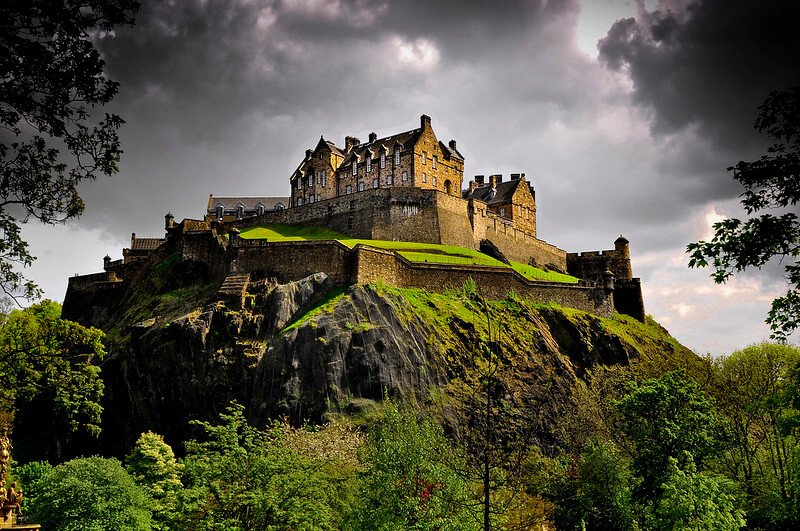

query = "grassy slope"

[{"left": 239, "top": 224, "right": 578, "bottom": 283}]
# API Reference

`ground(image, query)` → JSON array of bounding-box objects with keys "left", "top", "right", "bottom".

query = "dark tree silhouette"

[
  {"left": 688, "top": 87, "right": 800, "bottom": 340},
  {"left": 0, "top": 0, "right": 139, "bottom": 300}
]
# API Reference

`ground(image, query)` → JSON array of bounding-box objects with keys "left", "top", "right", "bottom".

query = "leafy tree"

[
  {"left": 346, "top": 400, "right": 478, "bottom": 531},
  {"left": 125, "top": 432, "right": 183, "bottom": 530},
  {"left": 615, "top": 370, "right": 723, "bottom": 501},
  {"left": 710, "top": 343, "right": 800, "bottom": 528},
  {"left": 0, "top": 300, "right": 105, "bottom": 464},
  {"left": 10, "top": 459, "right": 52, "bottom": 515},
  {"left": 688, "top": 87, "right": 800, "bottom": 339},
  {"left": 0, "top": 0, "right": 139, "bottom": 299},
  {"left": 27, "top": 456, "right": 152, "bottom": 531},
  {"left": 176, "top": 402, "right": 348, "bottom": 530},
  {"left": 542, "top": 439, "right": 635, "bottom": 531},
  {"left": 655, "top": 457, "right": 746, "bottom": 531}
]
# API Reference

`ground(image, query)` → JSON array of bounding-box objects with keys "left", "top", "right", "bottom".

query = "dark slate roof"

[
  {"left": 130, "top": 237, "right": 165, "bottom": 251},
  {"left": 325, "top": 139, "right": 344, "bottom": 157},
  {"left": 207, "top": 195, "right": 289, "bottom": 211},
  {"left": 342, "top": 128, "right": 422, "bottom": 164},
  {"left": 465, "top": 179, "right": 520, "bottom": 205},
  {"left": 439, "top": 140, "right": 464, "bottom": 161}
]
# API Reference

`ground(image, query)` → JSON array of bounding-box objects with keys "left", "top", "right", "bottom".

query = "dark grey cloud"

[{"left": 599, "top": 0, "right": 800, "bottom": 156}]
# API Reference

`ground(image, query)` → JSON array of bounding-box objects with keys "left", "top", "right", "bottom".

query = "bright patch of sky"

[{"left": 575, "top": 0, "right": 657, "bottom": 57}]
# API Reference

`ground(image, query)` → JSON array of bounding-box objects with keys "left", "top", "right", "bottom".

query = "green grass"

[
  {"left": 240, "top": 223, "right": 579, "bottom": 283},
  {"left": 281, "top": 284, "right": 350, "bottom": 333},
  {"left": 509, "top": 261, "right": 579, "bottom": 284}
]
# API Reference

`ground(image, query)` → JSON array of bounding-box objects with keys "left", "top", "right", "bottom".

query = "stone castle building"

[{"left": 64, "top": 114, "right": 645, "bottom": 323}]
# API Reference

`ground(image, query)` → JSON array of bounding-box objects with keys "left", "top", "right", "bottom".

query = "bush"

[{"left": 27, "top": 457, "right": 152, "bottom": 531}]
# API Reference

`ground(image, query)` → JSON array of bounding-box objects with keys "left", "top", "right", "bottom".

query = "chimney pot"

[
  {"left": 420, "top": 114, "right": 431, "bottom": 129},
  {"left": 305, "top": 149, "right": 312, "bottom": 159},
  {"left": 369, "top": 132, "right": 377, "bottom": 143},
  {"left": 345, "top": 136, "right": 361, "bottom": 152},
  {"left": 449, "top": 139, "right": 457, "bottom": 150},
  {"left": 475, "top": 175, "right": 485, "bottom": 185}
]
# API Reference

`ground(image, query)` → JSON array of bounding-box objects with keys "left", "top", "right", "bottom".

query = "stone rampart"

[{"left": 230, "top": 240, "right": 352, "bottom": 284}]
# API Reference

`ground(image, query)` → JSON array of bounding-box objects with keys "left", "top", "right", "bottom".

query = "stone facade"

[{"left": 290, "top": 115, "right": 464, "bottom": 207}]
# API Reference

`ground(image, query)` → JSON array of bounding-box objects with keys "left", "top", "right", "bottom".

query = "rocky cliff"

[{"left": 68, "top": 252, "right": 696, "bottom": 457}]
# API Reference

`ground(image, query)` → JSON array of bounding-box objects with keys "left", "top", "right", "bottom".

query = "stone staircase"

[{"left": 216, "top": 273, "right": 250, "bottom": 308}]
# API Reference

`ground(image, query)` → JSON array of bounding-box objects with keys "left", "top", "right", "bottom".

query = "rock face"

[{"left": 72, "top": 270, "right": 694, "bottom": 457}]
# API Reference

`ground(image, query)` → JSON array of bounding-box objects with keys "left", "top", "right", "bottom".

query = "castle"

[{"left": 63, "top": 115, "right": 645, "bottom": 323}]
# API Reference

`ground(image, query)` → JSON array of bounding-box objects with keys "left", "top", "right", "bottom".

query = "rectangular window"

[
  {"left": 387, "top": 174, "right": 393, "bottom": 185},
  {"left": 366, "top": 157, "right": 371, "bottom": 173},
  {"left": 499, "top": 207, "right": 505, "bottom": 217},
  {"left": 402, "top": 171, "right": 408, "bottom": 182},
  {"left": 372, "top": 178, "right": 379, "bottom": 188},
  {"left": 322, "top": 172, "right": 327, "bottom": 187},
  {"left": 298, "top": 197, "right": 304, "bottom": 206},
  {"left": 394, "top": 150, "right": 400, "bottom": 165},
  {"left": 432, "top": 176, "right": 437, "bottom": 187},
  {"left": 346, "top": 185, "right": 352, "bottom": 194},
  {"left": 352, "top": 161, "right": 357, "bottom": 175},
  {"left": 358, "top": 182, "right": 364, "bottom": 192},
  {"left": 297, "top": 179, "right": 302, "bottom": 190},
  {"left": 422, "top": 173, "right": 427, "bottom": 183},
  {"left": 432, "top": 155, "right": 437, "bottom": 169},
  {"left": 380, "top": 153, "right": 386, "bottom": 169},
  {"left": 308, "top": 175, "right": 313, "bottom": 187},
  {"left": 422, "top": 152, "right": 427, "bottom": 165}
]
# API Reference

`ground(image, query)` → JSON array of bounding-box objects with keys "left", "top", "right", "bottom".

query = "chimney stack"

[
  {"left": 510, "top": 173, "right": 521, "bottom": 180},
  {"left": 165, "top": 212, "right": 174, "bottom": 230},
  {"left": 345, "top": 136, "right": 360, "bottom": 152},
  {"left": 420, "top": 114, "right": 431, "bottom": 129},
  {"left": 305, "top": 149, "right": 313, "bottom": 159},
  {"left": 474, "top": 175, "right": 485, "bottom": 185},
  {"left": 103, "top": 255, "right": 111, "bottom": 270},
  {"left": 489, "top": 174, "right": 503, "bottom": 187},
  {"left": 369, "top": 132, "right": 377, "bottom": 143},
  {"left": 449, "top": 139, "right": 457, "bottom": 150}
]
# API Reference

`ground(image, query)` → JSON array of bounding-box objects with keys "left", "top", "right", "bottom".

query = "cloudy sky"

[{"left": 22, "top": 0, "right": 800, "bottom": 355}]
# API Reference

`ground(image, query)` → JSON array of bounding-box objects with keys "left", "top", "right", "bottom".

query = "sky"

[{"left": 20, "top": 0, "right": 800, "bottom": 355}]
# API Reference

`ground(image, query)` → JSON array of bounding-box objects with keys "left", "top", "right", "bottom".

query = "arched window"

[
  {"left": 444, "top": 180, "right": 452, "bottom": 195},
  {"left": 255, "top": 203, "right": 265, "bottom": 216}
]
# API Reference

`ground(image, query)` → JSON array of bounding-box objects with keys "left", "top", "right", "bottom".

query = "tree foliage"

[
  {"left": 0, "top": 300, "right": 105, "bottom": 435},
  {"left": 176, "top": 402, "right": 350, "bottom": 530},
  {"left": 688, "top": 87, "right": 800, "bottom": 339},
  {"left": 346, "top": 400, "right": 478, "bottom": 531},
  {"left": 615, "top": 370, "right": 723, "bottom": 500},
  {"left": 27, "top": 456, "right": 152, "bottom": 531},
  {"left": 0, "top": 0, "right": 139, "bottom": 298},
  {"left": 125, "top": 431, "right": 183, "bottom": 530}
]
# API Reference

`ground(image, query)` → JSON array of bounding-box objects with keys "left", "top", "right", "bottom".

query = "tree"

[
  {"left": 0, "top": 300, "right": 105, "bottom": 465},
  {"left": 346, "top": 400, "right": 478, "bottom": 531},
  {"left": 0, "top": 0, "right": 139, "bottom": 299},
  {"left": 177, "top": 402, "right": 348, "bottom": 530},
  {"left": 655, "top": 457, "right": 746, "bottom": 531},
  {"left": 709, "top": 343, "right": 800, "bottom": 528},
  {"left": 687, "top": 87, "right": 800, "bottom": 340},
  {"left": 615, "top": 370, "right": 723, "bottom": 501},
  {"left": 27, "top": 456, "right": 152, "bottom": 531},
  {"left": 125, "top": 432, "right": 183, "bottom": 530}
]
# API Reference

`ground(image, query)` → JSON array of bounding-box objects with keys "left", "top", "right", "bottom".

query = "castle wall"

[
  {"left": 482, "top": 218, "right": 567, "bottom": 270},
  {"left": 231, "top": 240, "right": 352, "bottom": 284},
  {"left": 431, "top": 192, "right": 477, "bottom": 250}
]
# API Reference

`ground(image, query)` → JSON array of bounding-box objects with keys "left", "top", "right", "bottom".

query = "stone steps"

[{"left": 216, "top": 273, "right": 250, "bottom": 307}]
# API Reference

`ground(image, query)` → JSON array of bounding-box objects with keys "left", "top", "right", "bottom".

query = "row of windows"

[
  {"left": 214, "top": 204, "right": 284, "bottom": 219},
  {"left": 352, "top": 150, "right": 402, "bottom": 176}
]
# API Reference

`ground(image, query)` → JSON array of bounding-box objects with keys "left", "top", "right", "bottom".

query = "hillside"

[{"left": 76, "top": 249, "right": 696, "bottom": 456}]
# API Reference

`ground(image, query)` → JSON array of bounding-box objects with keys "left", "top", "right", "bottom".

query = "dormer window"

[
  {"left": 394, "top": 150, "right": 400, "bottom": 165},
  {"left": 215, "top": 205, "right": 224, "bottom": 219},
  {"left": 235, "top": 204, "right": 244, "bottom": 219},
  {"left": 366, "top": 157, "right": 371, "bottom": 173},
  {"left": 380, "top": 152, "right": 386, "bottom": 169},
  {"left": 352, "top": 160, "right": 357, "bottom": 176},
  {"left": 255, "top": 203, "right": 265, "bottom": 216}
]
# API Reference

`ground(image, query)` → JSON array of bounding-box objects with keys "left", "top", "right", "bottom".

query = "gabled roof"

[
  {"left": 342, "top": 128, "right": 422, "bottom": 165},
  {"left": 207, "top": 195, "right": 289, "bottom": 211},
  {"left": 439, "top": 140, "right": 464, "bottom": 161},
  {"left": 130, "top": 237, "right": 165, "bottom": 251},
  {"left": 466, "top": 179, "right": 521, "bottom": 205}
]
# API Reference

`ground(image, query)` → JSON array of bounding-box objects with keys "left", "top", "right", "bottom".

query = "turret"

[
  {"left": 615, "top": 235, "right": 630, "bottom": 259},
  {"left": 165, "top": 212, "right": 174, "bottom": 230}
]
